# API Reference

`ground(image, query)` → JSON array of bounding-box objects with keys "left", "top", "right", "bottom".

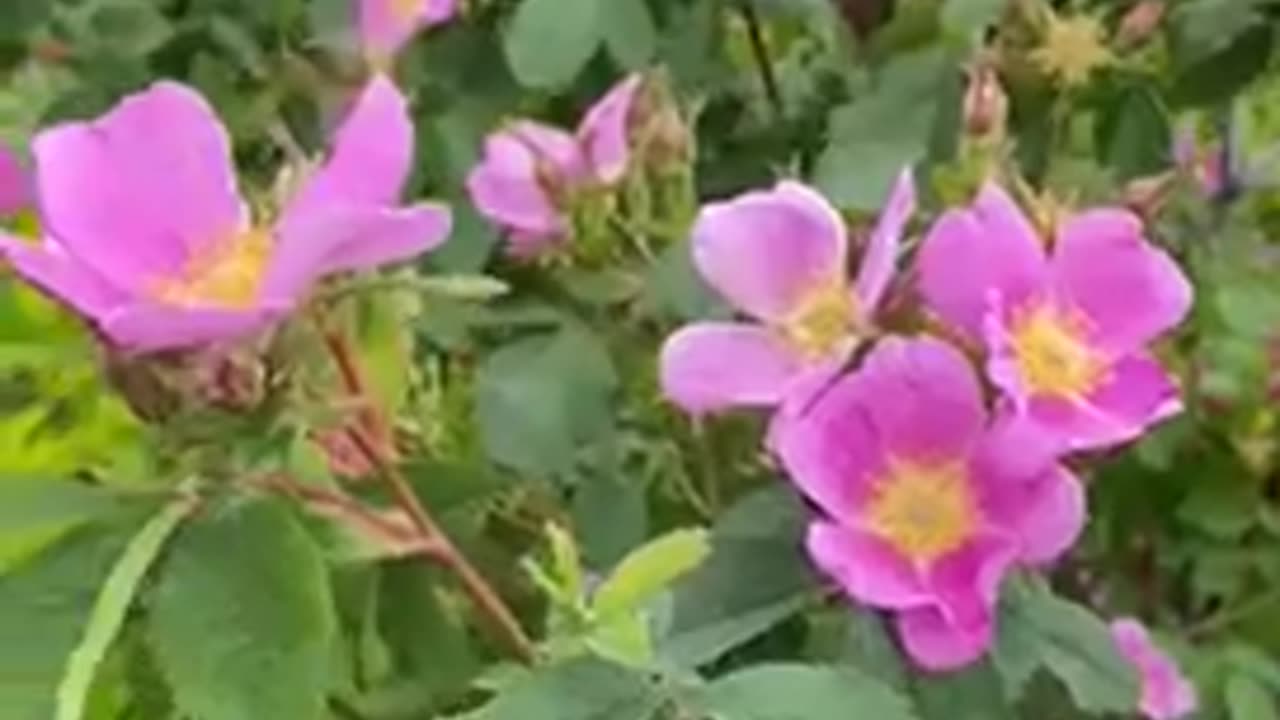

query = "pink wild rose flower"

[
  {"left": 466, "top": 74, "right": 643, "bottom": 258},
  {"left": 917, "top": 184, "right": 1192, "bottom": 451},
  {"left": 0, "top": 75, "right": 451, "bottom": 352},
  {"left": 774, "top": 336, "right": 1085, "bottom": 671},
  {"left": 359, "top": 0, "right": 458, "bottom": 66},
  {"left": 1111, "top": 619, "right": 1197, "bottom": 720},
  {"left": 659, "top": 172, "right": 915, "bottom": 415}
]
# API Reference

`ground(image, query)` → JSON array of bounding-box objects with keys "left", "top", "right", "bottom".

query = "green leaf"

[
  {"left": 1095, "top": 83, "right": 1172, "bottom": 180},
  {"left": 913, "top": 661, "right": 1013, "bottom": 720},
  {"left": 601, "top": 0, "right": 656, "bottom": 70},
  {"left": 1228, "top": 673, "right": 1279, "bottom": 720},
  {"left": 657, "top": 487, "right": 818, "bottom": 668},
  {"left": 592, "top": 528, "right": 710, "bottom": 618},
  {"left": 0, "top": 478, "right": 117, "bottom": 537},
  {"left": 55, "top": 497, "right": 193, "bottom": 720},
  {"left": 697, "top": 663, "right": 917, "bottom": 720},
  {"left": 573, "top": 471, "right": 648, "bottom": 570},
  {"left": 587, "top": 613, "right": 653, "bottom": 669},
  {"left": 372, "top": 562, "right": 484, "bottom": 710},
  {"left": 504, "top": 0, "right": 602, "bottom": 89},
  {"left": 473, "top": 657, "right": 663, "bottom": 720},
  {"left": 147, "top": 498, "right": 336, "bottom": 720},
  {"left": 839, "top": 608, "right": 910, "bottom": 692},
  {"left": 474, "top": 326, "right": 617, "bottom": 476},
  {"left": 0, "top": 508, "right": 152, "bottom": 719},
  {"left": 994, "top": 578, "right": 1140, "bottom": 713},
  {"left": 813, "top": 48, "right": 953, "bottom": 210},
  {"left": 941, "top": 0, "right": 1005, "bottom": 38}
]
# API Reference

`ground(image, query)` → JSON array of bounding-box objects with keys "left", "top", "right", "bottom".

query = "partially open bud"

[
  {"left": 1117, "top": 1, "right": 1165, "bottom": 48},
  {"left": 963, "top": 56, "right": 1008, "bottom": 140}
]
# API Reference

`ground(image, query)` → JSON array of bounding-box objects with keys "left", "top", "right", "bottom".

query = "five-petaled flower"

[
  {"left": 1111, "top": 619, "right": 1197, "bottom": 720},
  {"left": 358, "top": 0, "right": 458, "bottom": 67},
  {"left": 0, "top": 75, "right": 451, "bottom": 352},
  {"left": 773, "top": 336, "right": 1084, "bottom": 670},
  {"left": 917, "top": 183, "right": 1191, "bottom": 451},
  {"left": 659, "top": 172, "right": 915, "bottom": 416},
  {"left": 467, "top": 74, "right": 643, "bottom": 258}
]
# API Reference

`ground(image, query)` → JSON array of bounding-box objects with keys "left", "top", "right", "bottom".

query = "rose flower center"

[
  {"left": 779, "top": 280, "right": 858, "bottom": 360},
  {"left": 1010, "top": 303, "right": 1107, "bottom": 399},
  {"left": 151, "top": 228, "right": 272, "bottom": 309},
  {"left": 864, "top": 459, "right": 977, "bottom": 565}
]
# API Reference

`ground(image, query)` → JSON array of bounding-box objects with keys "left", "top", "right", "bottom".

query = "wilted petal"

[
  {"left": 806, "top": 522, "right": 928, "bottom": 609},
  {"left": 917, "top": 183, "right": 1047, "bottom": 339},
  {"left": 1111, "top": 619, "right": 1197, "bottom": 720},
  {"left": 1053, "top": 209, "right": 1191, "bottom": 353},
  {"left": 266, "top": 204, "right": 450, "bottom": 301},
  {"left": 896, "top": 606, "right": 992, "bottom": 671},
  {"left": 282, "top": 74, "right": 413, "bottom": 232},
  {"left": 0, "top": 237, "right": 127, "bottom": 319},
  {"left": 101, "top": 303, "right": 282, "bottom": 352},
  {"left": 854, "top": 167, "right": 915, "bottom": 313},
  {"left": 577, "top": 74, "right": 642, "bottom": 184},
  {"left": 34, "top": 81, "right": 245, "bottom": 291},
  {"left": 659, "top": 322, "right": 804, "bottom": 414},
  {"left": 692, "top": 181, "right": 846, "bottom": 321}
]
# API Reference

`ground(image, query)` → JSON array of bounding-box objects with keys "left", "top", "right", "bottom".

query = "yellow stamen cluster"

[
  {"left": 778, "top": 280, "right": 858, "bottom": 360},
  {"left": 151, "top": 228, "right": 273, "bottom": 309},
  {"left": 865, "top": 460, "right": 977, "bottom": 565},
  {"left": 1010, "top": 303, "right": 1107, "bottom": 399}
]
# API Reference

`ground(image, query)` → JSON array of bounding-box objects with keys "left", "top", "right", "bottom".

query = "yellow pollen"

[
  {"left": 1010, "top": 303, "right": 1107, "bottom": 399},
  {"left": 864, "top": 460, "right": 977, "bottom": 565},
  {"left": 390, "top": 0, "right": 422, "bottom": 24},
  {"left": 151, "top": 228, "right": 272, "bottom": 309},
  {"left": 778, "top": 280, "right": 858, "bottom": 359}
]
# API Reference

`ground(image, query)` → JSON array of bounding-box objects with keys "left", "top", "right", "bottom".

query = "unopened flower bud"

[
  {"left": 1117, "top": 1, "right": 1165, "bottom": 48},
  {"left": 963, "top": 58, "right": 1008, "bottom": 139}
]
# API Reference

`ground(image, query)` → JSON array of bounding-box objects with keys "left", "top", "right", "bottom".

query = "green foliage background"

[{"left": 0, "top": 0, "right": 1279, "bottom": 718}]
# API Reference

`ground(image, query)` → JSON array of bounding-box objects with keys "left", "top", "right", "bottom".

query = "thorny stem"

[
  {"left": 320, "top": 322, "right": 538, "bottom": 664},
  {"left": 738, "top": 0, "right": 784, "bottom": 119}
]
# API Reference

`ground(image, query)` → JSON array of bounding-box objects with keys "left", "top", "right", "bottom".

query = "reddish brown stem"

[
  {"left": 320, "top": 322, "right": 537, "bottom": 664},
  {"left": 256, "top": 473, "right": 443, "bottom": 558},
  {"left": 320, "top": 328, "right": 396, "bottom": 460}
]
